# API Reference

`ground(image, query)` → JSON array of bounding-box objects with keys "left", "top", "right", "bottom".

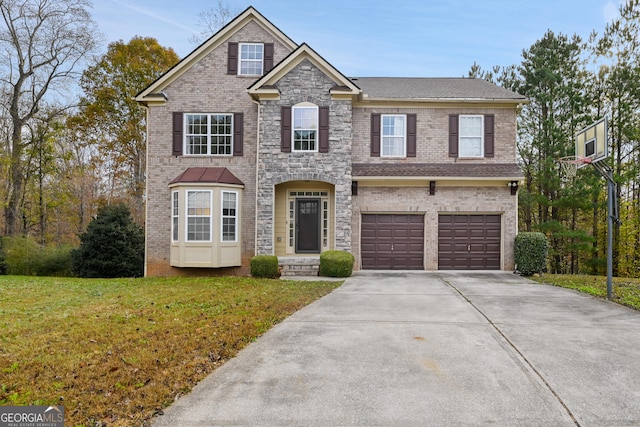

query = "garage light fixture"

[
  {"left": 508, "top": 180, "right": 519, "bottom": 195},
  {"left": 429, "top": 181, "right": 436, "bottom": 195}
]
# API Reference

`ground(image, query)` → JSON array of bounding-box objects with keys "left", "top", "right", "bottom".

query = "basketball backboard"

[{"left": 575, "top": 118, "right": 608, "bottom": 168}]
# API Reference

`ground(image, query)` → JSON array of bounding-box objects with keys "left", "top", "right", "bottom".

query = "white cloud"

[
  {"left": 108, "top": 0, "right": 198, "bottom": 35},
  {"left": 602, "top": 0, "right": 622, "bottom": 24}
]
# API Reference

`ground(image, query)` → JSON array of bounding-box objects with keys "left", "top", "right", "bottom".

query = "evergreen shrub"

[
  {"left": 319, "top": 250, "right": 354, "bottom": 277},
  {"left": 515, "top": 232, "right": 548, "bottom": 276},
  {"left": 250, "top": 255, "right": 280, "bottom": 278},
  {"left": 72, "top": 203, "right": 144, "bottom": 278}
]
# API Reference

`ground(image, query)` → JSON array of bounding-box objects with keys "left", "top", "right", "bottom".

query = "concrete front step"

[{"left": 279, "top": 256, "right": 320, "bottom": 277}]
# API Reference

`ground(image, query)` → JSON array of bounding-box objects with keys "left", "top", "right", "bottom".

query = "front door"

[{"left": 296, "top": 198, "right": 321, "bottom": 253}]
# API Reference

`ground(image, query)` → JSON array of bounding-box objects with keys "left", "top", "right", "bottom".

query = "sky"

[{"left": 91, "top": 0, "right": 624, "bottom": 78}]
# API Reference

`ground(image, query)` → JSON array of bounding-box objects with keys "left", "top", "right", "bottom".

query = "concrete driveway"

[{"left": 153, "top": 271, "right": 640, "bottom": 426}]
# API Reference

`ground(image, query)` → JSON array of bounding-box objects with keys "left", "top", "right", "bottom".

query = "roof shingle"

[
  {"left": 351, "top": 77, "right": 526, "bottom": 101},
  {"left": 352, "top": 163, "right": 523, "bottom": 179},
  {"left": 169, "top": 167, "right": 244, "bottom": 186}
]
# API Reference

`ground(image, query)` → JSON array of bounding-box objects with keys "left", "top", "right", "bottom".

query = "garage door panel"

[
  {"left": 486, "top": 230, "right": 500, "bottom": 239},
  {"left": 470, "top": 229, "right": 487, "bottom": 238},
  {"left": 377, "top": 216, "right": 393, "bottom": 224},
  {"left": 438, "top": 215, "right": 501, "bottom": 271},
  {"left": 393, "top": 229, "right": 409, "bottom": 239},
  {"left": 454, "top": 216, "right": 469, "bottom": 224},
  {"left": 486, "top": 242, "right": 500, "bottom": 251}
]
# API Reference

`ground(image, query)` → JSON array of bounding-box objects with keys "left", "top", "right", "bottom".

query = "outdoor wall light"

[
  {"left": 429, "top": 181, "right": 436, "bottom": 195},
  {"left": 352, "top": 181, "right": 358, "bottom": 196},
  {"left": 508, "top": 180, "right": 519, "bottom": 195}
]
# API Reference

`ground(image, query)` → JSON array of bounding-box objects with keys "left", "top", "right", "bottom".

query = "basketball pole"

[{"left": 592, "top": 161, "right": 617, "bottom": 301}]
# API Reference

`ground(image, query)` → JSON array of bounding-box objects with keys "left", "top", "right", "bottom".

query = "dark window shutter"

[
  {"left": 407, "top": 114, "right": 417, "bottom": 157},
  {"left": 233, "top": 113, "right": 243, "bottom": 156},
  {"left": 264, "top": 43, "right": 274, "bottom": 73},
  {"left": 319, "top": 106, "right": 329, "bottom": 153},
  {"left": 484, "top": 114, "right": 495, "bottom": 158},
  {"left": 371, "top": 113, "right": 381, "bottom": 157},
  {"left": 448, "top": 114, "right": 459, "bottom": 158},
  {"left": 227, "top": 42, "right": 238, "bottom": 75},
  {"left": 172, "top": 112, "right": 183, "bottom": 156},
  {"left": 281, "top": 106, "right": 292, "bottom": 152}
]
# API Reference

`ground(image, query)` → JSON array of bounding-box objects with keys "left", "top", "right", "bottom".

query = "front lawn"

[
  {"left": 0, "top": 276, "right": 341, "bottom": 426},
  {"left": 530, "top": 274, "right": 640, "bottom": 311}
]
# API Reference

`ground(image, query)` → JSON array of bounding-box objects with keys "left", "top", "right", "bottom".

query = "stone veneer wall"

[
  {"left": 256, "top": 59, "right": 353, "bottom": 255},
  {"left": 351, "top": 185, "right": 518, "bottom": 270}
]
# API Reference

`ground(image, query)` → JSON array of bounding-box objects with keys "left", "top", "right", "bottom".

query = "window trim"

[
  {"left": 292, "top": 104, "right": 319, "bottom": 152},
  {"left": 186, "top": 190, "right": 213, "bottom": 242},
  {"left": 221, "top": 191, "right": 238, "bottom": 242},
  {"left": 184, "top": 113, "right": 234, "bottom": 156},
  {"left": 381, "top": 114, "right": 407, "bottom": 158},
  {"left": 458, "top": 114, "right": 485, "bottom": 158},
  {"left": 238, "top": 43, "right": 264, "bottom": 76},
  {"left": 172, "top": 191, "right": 179, "bottom": 242}
]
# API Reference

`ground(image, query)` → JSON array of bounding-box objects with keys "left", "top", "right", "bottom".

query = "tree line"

[
  {"left": 470, "top": 0, "right": 640, "bottom": 276},
  {"left": 1, "top": 0, "right": 639, "bottom": 276}
]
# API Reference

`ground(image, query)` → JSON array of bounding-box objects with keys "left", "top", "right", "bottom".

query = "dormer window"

[{"left": 239, "top": 43, "right": 264, "bottom": 75}]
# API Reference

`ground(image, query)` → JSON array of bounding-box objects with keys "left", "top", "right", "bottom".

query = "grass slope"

[
  {"left": 0, "top": 276, "right": 341, "bottom": 426},
  {"left": 531, "top": 274, "right": 640, "bottom": 311}
]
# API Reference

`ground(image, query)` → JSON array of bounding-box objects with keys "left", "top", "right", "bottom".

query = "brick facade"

[
  {"left": 143, "top": 21, "right": 295, "bottom": 276},
  {"left": 138, "top": 7, "right": 524, "bottom": 276}
]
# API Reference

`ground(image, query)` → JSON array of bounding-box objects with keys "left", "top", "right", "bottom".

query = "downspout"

[
  {"left": 252, "top": 98, "right": 261, "bottom": 257},
  {"left": 140, "top": 103, "right": 150, "bottom": 277}
]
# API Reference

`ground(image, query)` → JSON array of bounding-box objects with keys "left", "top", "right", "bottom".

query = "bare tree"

[
  {"left": 0, "top": 0, "right": 99, "bottom": 235},
  {"left": 189, "top": 0, "right": 242, "bottom": 46}
]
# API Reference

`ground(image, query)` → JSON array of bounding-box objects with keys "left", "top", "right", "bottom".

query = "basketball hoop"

[{"left": 559, "top": 156, "right": 591, "bottom": 179}]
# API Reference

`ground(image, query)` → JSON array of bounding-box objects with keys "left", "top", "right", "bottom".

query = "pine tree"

[{"left": 71, "top": 203, "right": 144, "bottom": 278}]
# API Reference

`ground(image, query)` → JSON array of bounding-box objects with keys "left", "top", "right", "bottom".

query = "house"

[{"left": 135, "top": 7, "right": 526, "bottom": 277}]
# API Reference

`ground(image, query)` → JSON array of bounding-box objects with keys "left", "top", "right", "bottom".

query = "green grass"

[
  {"left": 530, "top": 274, "right": 640, "bottom": 311},
  {"left": 0, "top": 276, "right": 342, "bottom": 426}
]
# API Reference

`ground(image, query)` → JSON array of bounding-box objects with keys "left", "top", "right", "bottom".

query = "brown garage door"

[
  {"left": 438, "top": 215, "right": 501, "bottom": 270},
  {"left": 361, "top": 214, "right": 424, "bottom": 270}
]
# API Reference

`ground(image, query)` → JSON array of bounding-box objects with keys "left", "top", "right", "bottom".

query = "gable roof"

[
  {"left": 135, "top": 7, "right": 297, "bottom": 104},
  {"left": 248, "top": 43, "right": 360, "bottom": 100},
  {"left": 352, "top": 77, "right": 526, "bottom": 103}
]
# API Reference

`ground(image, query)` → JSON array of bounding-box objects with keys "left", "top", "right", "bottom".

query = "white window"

[
  {"left": 293, "top": 105, "right": 318, "bottom": 152},
  {"left": 381, "top": 115, "right": 406, "bottom": 157},
  {"left": 186, "top": 191, "right": 212, "bottom": 241},
  {"left": 459, "top": 115, "right": 484, "bottom": 157},
  {"left": 172, "top": 191, "right": 179, "bottom": 242},
  {"left": 185, "top": 114, "right": 233, "bottom": 156},
  {"left": 221, "top": 191, "right": 238, "bottom": 242},
  {"left": 239, "top": 43, "right": 264, "bottom": 75}
]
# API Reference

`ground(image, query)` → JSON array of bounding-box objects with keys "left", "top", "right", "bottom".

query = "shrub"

[
  {"left": 250, "top": 255, "right": 280, "bottom": 278},
  {"left": 319, "top": 250, "right": 354, "bottom": 277},
  {"left": 72, "top": 203, "right": 144, "bottom": 278},
  {"left": 1, "top": 236, "right": 42, "bottom": 275},
  {"left": 37, "top": 245, "right": 74, "bottom": 277},
  {"left": 0, "top": 238, "right": 6, "bottom": 275},
  {"left": 515, "top": 232, "right": 548, "bottom": 276}
]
